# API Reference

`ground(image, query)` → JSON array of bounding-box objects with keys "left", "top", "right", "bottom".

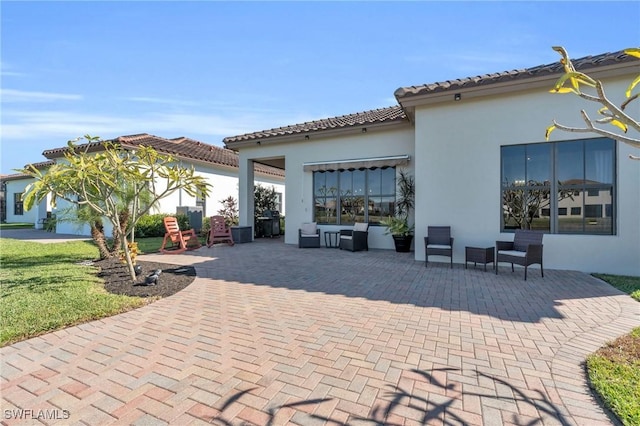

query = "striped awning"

[{"left": 303, "top": 154, "right": 410, "bottom": 172}]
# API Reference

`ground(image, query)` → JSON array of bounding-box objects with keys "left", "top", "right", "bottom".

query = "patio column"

[{"left": 238, "top": 156, "right": 255, "bottom": 234}]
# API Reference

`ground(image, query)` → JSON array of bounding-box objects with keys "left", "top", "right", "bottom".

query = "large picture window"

[
  {"left": 314, "top": 167, "right": 395, "bottom": 225},
  {"left": 501, "top": 138, "right": 615, "bottom": 235}
]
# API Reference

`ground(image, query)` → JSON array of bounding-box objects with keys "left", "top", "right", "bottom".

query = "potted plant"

[{"left": 381, "top": 169, "right": 415, "bottom": 252}]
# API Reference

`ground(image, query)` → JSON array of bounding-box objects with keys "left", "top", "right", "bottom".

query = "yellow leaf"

[
  {"left": 597, "top": 107, "right": 610, "bottom": 115},
  {"left": 624, "top": 48, "right": 640, "bottom": 59},
  {"left": 574, "top": 74, "right": 597, "bottom": 87},
  {"left": 610, "top": 120, "right": 628, "bottom": 133},
  {"left": 549, "top": 87, "right": 575, "bottom": 94},
  {"left": 554, "top": 72, "right": 595, "bottom": 92},
  {"left": 545, "top": 124, "right": 556, "bottom": 140},
  {"left": 625, "top": 75, "right": 640, "bottom": 98}
]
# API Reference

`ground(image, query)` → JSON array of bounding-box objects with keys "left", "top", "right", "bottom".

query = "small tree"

[
  {"left": 254, "top": 184, "right": 279, "bottom": 236},
  {"left": 254, "top": 184, "right": 278, "bottom": 217},
  {"left": 217, "top": 196, "right": 239, "bottom": 227},
  {"left": 21, "top": 136, "right": 211, "bottom": 282},
  {"left": 546, "top": 47, "right": 640, "bottom": 159},
  {"left": 381, "top": 169, "right": 415, "bottom": 237}
]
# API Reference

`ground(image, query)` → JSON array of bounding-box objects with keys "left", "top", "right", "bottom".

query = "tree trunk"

[
  {"left": 90, "top": 221, "right": 112, "bottom": 259},
  {"left": 121, "top": 238, "right": 137, "bottom": 283},
  {"left": 111, "top": 209, "right": 130, "bottom": 256}
]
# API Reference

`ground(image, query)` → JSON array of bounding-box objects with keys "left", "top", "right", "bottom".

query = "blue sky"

[{"left": 1, "top": 1, "right": 639, "bottom": 174}]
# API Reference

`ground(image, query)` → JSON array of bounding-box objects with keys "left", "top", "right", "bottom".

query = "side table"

[
  {"left": 465, "top": 246, "right": 495, "bottom": 271},
  {"left": 324, "top": 231, "right": 340, "bottom": 248}
]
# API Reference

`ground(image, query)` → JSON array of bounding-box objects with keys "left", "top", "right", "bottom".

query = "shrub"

[{"left": 135, "top": 214, "right": 190, "bottom": 238}]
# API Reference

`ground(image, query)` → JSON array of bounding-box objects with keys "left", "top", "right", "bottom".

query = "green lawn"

[
  {"left": 0, "top": 222, "right": 34, "bottom": 230},
  {"left": 0, "top": 238, "right": 148, "bottom": 346},
  {"left": 588, "top": 274, "right": 640, "bottom": 426},
  {"left": 594, "top": 273, "right": 640, "bottom": 301}
]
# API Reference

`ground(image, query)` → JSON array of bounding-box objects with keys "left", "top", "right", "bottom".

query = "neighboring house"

[
  {"left": 0, "top": 161, "right": 55, "bottom": 228},
  {"left": 2, "top": 134, "right": 285, "bottom": 236},
  {"left": 224, "top": 50, "right": 639, "bottom": 276}
]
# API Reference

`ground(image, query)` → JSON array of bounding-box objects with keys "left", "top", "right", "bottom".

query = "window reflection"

[
  {"left": 501, "top": 138, "right": 615, "bottom": 235},
  {"left": 313, "top": 167, "right": 396, "bottom": 225}
]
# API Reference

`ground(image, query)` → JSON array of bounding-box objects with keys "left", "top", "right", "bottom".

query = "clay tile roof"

[
  {"left": 0, "top": 173, "right": 30, "bottom": 181},
  {"left": 394, "top": 50, "right": 634, "bottom": 99},
  {"left": 41, "top": 134, "right": 284, "bottom": 178},
  {"left": 25, "top": 160, "right": 56, "bottom": 170},
  {"left": 1, "top": 161, "right": 55, "bottom": 181},
  {"left": 223, "top": 105, "right": 407, "bottom": 144}
]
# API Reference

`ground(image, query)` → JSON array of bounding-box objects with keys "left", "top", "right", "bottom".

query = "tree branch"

[{"left": 553, "top": 117, "right": 640, "bottom": 149}]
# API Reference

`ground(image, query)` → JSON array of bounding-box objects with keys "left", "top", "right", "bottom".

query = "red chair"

[
  {"left": 206, "top": 216, "right": 234, "bottom": 247},
  {"left": 160, "top": 216, "right": 201, "bottom": 254}
]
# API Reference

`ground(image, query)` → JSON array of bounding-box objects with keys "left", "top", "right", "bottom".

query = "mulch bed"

[
  {"left": 94, "top": 257, "right": 196, "bottom": 298},
  {"left": 594, "top": 332, "right": 640, "bottom": 363}
]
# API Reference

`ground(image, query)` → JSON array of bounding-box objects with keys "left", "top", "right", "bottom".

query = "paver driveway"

[{"left": 2, "top": 238, "right": 639, "bottom": 425}]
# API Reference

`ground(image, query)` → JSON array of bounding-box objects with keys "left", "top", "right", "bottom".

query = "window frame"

[
  {"left": 14, "top": 192, "right": 24, "bottom": 216},
  {"left": 313, "top": 166, "right": 396, "bottom": 225},
  {"left": 500, "top": 137, "right": 616, "bottom": 235}
]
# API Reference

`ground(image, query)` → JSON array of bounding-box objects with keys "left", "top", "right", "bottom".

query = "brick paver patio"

[{"left": 2, "top": 237, "right": 639, "bottom": 425}]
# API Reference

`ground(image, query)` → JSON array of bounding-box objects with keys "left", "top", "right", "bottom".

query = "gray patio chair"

[
  {"left": 425, "top": 226, "right": 454, "bottom": 268},
  {"left": 496, "top": 229, "right": 544, "bottom": 280},
  {"left": 298, "top": 222, "right": 321, "bottom": 248},
  {"left": 339, "top": 222, "right": 369, "bottom": 252}
]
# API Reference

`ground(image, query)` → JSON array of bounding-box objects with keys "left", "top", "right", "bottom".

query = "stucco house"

[
  {"left": 1, "top": 134, "right": 285, "bottom": 236},
  {"left": 224, "top": 49, "right": 639, "bottom": 276},
  {"left": 2, "top": 161, "right": 55, "bottom": 228}
]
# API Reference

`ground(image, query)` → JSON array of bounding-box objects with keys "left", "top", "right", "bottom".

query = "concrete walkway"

[{"left": 2, "top": 238, "right": 638, "bottom": 425}]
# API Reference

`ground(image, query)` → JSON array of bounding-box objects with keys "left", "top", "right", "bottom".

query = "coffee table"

[
  {"left": 324, "top": 231, "right": 340, "bottom": 248},
  {"left": 465, "top": 246, "right": 495, "bottom": 271}
]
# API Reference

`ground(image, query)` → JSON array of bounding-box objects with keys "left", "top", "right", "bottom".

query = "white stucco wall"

[
  {"left": 4, "top": 178, "right": 50, "bottom": 228},
  {"left": 413, "top": 76, "right": 640, "bottom": 276},
  {"left": 53, "top": 162, "right": 284, "bottom": 237},
  {"left": 238, "top": 126, "right": 415, "bottom": 248}
]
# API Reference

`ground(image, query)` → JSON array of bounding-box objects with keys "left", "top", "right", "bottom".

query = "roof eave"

[
  {"left": 225, "top": 119, "right": 410, "bottom": 150},
  {"left": 396, "top": 61, "right": 638, "bottom": 108}
]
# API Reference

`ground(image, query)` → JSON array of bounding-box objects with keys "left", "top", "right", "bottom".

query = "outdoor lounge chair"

[
  {"left": 496, "top": 229, "right": 544, "bottom": 280},
  {"left": 425, "top": 226, "right": 454, "bottom": 268},
  {"left": 298, "top": 222, "right": 321, "bottom": 248},
  {"left": 339, "top": 222, "right": 369, "bottom": 252},
  {"left": 206, "top": 215, "right": 234, "bottom": 247},
  {"left": 160, "top": 216, "right": 201, "bottom": 254}
]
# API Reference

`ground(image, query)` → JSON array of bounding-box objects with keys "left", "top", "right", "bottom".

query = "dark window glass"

[
  {"left": 501, "top": 138, "right": 615, "bottom": 235},
  {"left": 501, "top": 144, "right": 551, "bottom": 232},
  {"left": 14, "top": 193, "right": 24, "bottom": 216},
  {"left": 314, "top": 171, "right": 338, "bottom": 224},
  {"left": 557, "top": 141, "right": 584, "bottom": 184},
  {"left": 526, "top": 143, "right": 551, "bottom": 185},
  {"left": 313, "top": 167, "right": 395, "bottom": 225},
  {"left": 501, "top": 145, "right": 525, "bottom": 186}
]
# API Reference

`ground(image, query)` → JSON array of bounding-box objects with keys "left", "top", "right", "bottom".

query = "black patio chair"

[
  {"left": 425, "top": 226, "right": 454, "bottom": 268},
  {"left": 339, "top": 222, "right": 369, "bottom": 252},
  {"left": 496, "top": 229, "right": 544, "bottom": 280}
]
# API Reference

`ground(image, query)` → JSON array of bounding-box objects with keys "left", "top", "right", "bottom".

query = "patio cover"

[{"left": 303, "top": 154, "right": 410, "bottom": 172}]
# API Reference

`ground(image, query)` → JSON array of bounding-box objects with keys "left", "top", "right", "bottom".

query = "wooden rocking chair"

[
  {"left": 207, "top": 215, "right": 234, "bottom": 247},
  {"left": 160, "top": 216, "right": 201, "bottom": 254}
]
